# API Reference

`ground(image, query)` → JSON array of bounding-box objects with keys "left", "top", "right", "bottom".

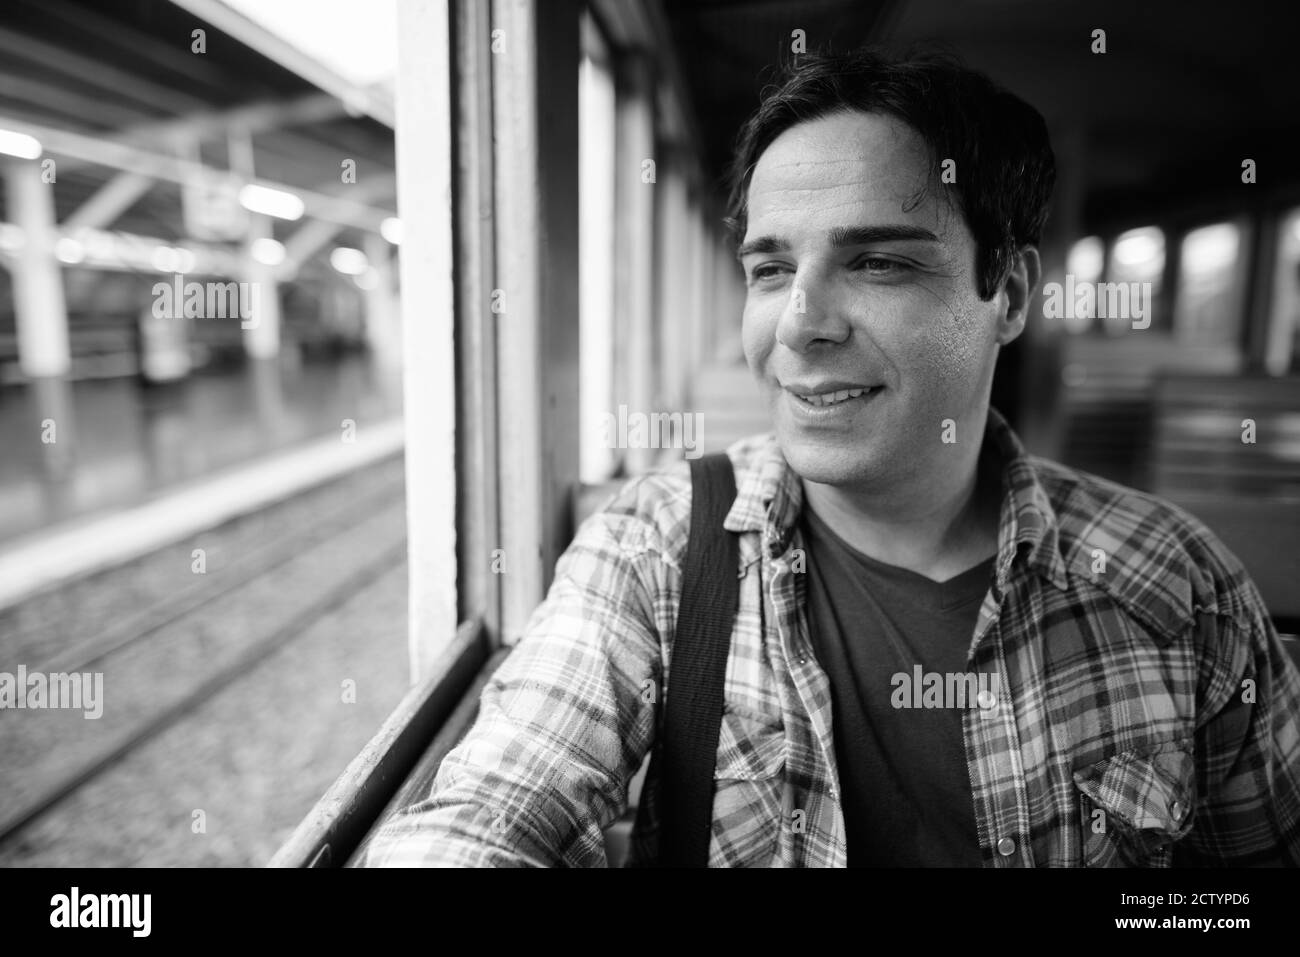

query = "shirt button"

[
  {"left": 976, "top": 690, "right": 997, "bottom": 710},
  {"left": 996, "top": 837, "right": 1016, "bottom": 857},
  {"left": 1170, "top": 800, "right": 1183, "bottom": 820}
]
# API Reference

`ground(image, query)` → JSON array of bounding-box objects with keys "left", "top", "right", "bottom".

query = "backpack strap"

[{"left": 656, "top": 452, "right": 740, "bottom": 867}]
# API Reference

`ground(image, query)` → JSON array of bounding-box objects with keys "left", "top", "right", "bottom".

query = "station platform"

[
  {"left": 0, "top": 454, "right": 410, "bottom": 867},
  {"left": 0, "top": 352, "right": 403, "bottom": 546},
  {"left": 0, "top": 353, "right": 404, "bottom": 609}
]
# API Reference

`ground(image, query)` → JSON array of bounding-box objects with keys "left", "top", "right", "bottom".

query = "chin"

[{"left": 776, "top": 427, "right": 878, "bottom": 488}]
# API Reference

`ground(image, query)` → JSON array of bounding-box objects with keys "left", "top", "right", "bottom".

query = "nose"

[{"left": 773, "top": 268, "right": 852, "bottom": 353}]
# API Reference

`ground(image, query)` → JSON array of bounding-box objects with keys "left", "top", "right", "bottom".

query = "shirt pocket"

[
  {"left": 709, "top": 703, "right": 786, "bottom": 866},
  {"left": 1072, "top": 742, "right": 1195, "bottom": 868}
]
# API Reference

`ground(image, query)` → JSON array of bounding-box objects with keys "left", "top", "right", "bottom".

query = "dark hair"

[{"left": 726, "top": 48, "right": 1056, "bottom": 301}]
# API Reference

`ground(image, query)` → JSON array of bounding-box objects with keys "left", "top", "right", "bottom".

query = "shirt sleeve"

[
  {"left": 361, "top": 500, "right": 666, "bottom": 867},
  {"left": 1177, "top": 593, "right": 1300, "bottom": 866}
]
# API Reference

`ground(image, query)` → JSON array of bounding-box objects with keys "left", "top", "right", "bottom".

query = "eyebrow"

[{"left": 735, "top": 224, "right": 941, "bottom": 260}]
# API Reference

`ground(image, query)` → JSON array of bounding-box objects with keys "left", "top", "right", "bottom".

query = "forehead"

[{"left": 744, "top": 110, "right": 950, "bottom": 238}]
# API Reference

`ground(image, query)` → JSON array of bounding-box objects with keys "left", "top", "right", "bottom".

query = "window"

[
  {"left": 1104, "top": 226, "right": 1164, "bottom": 335},
  {"left": 1266, "top": 208, "right": 1300, "bottom": 375},
  {"left": 1063, "top": 235, "right": 1104, "bottom": 333},
  {"left": 1173, "top": 221, "right": 1245, "bottom": 351}
]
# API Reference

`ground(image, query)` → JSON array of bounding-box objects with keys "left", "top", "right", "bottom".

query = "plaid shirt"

[{"left": 364, "top": 408, "right": 1300, "bottom": 867}]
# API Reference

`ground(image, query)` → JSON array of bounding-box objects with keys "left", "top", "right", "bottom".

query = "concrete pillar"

[
  {"left": 492, "top": 0, "right": 582, "bottom": 642},
  {"left": 655, "top": 161, "right": 688, "bottom": 414},
  {"left": 242, "top": 213, "right": 282, "bottom": 360},
  {"left": 613, "top": 52, "right": 656, "bottom": 473},
  {"left": 362, "top": 233, "right": 401, "bottom": 367},
  {"left": 578, "top": 43, "right": 617, "bottom": 484},
  {"left": 397, "top": 0, "right": 459, "bottom": 676},
  {"left": 5, "top": 159, "right": 70, "bottom": 379}
]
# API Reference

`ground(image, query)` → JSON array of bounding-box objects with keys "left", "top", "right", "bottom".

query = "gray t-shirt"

[{"left": 799, "top": 501, "right": 995, "bottom": 866}]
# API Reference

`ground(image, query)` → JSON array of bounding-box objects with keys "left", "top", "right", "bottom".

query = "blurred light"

[
  {"left": 1181, "top": 223, "right": 1238, "bottom": 275},
  {"left": 354, "top": 267, "right": 380, "bottom": 290},
  {"left": 238, "top": 183, "right": 305, "bottom": 221},
  {"left": 54, "top": 237, "right": 85, "bottom": 264},
  {"left": 1066, "top": 236, "right": 1104, "bottom": 283},
  {"left": 380, "top": 217, "right": 402, "bottom": 245},
  {"left": 152, "top": 246, "right": 181, "bottom": 273},
  {"left": 83, "top": 230, "right": 115, "bottom": 262},
  {"left": 330, "top": 246, "right": 369, "bottom": 276},
  {"left": 174, "top": 248, "right": 198, "bottom": 274},
  {"left": 1113, "top": 229, "right": 1162, "bottom": 267},
  {"left": 250, "top": 237, "right": 286, "bottom": 266},
  {"left": 0, "top": 129, "right": 42, "bottom": 160},
  {"left": 0, "top": 223, "right": 26, "bottom": 252}
]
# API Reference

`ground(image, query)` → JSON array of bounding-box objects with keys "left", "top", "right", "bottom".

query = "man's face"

[{"left": 739, "top": 109, "right": 1016, "bottom": 492}]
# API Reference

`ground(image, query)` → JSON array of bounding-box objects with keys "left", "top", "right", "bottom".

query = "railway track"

[
  {"left": 0, "top": 459, "right": 408, "bottom": 847},
  {"left": 2, "top": 461, "right": 407, "bottom": 673}
]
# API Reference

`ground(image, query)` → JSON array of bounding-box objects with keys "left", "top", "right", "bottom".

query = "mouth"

[{"left": 784, "top": 385, "right": 883, "bottom": 408}]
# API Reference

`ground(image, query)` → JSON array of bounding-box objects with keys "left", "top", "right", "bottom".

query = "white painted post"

[
  {"left": 362, "top": 232, "right": 400, "bottom": 368},
  {"left": 396, "top": 0, "right": 460, "bottom": 680},
  {"left": 578, "top": 27, "right": 618, "bottom": 484},
  {"left": 614, "top": 53, "right": 656, "bottom": 474},
  {"left": 655, "top": 162, "right": 688, "bottom": 415},
  {"left": 243, "top": 212, "right": 282, "bottom": 360},
  {"left": 491, "top": 0, "right": 581, "bottom": 644},
  {"left": 5, "top": 158, "right": 70, "bottom": 379},
  {"left": 686, "top": 195, "right": 707, "bottom": 398}
]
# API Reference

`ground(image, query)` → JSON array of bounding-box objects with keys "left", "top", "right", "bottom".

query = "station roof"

[
  {"left": 663, "top": 0, "right": 1300, "bottom": 233},
  {"left": 0, "top": 0, "right": 394, "bottom": 253}
]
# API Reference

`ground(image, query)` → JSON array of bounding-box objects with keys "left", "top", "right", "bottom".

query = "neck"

[{"left": 800, "top": 429, "right": 1002, "bottom": 582}]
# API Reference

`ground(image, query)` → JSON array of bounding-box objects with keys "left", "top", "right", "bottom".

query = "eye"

[
  {"left": 852, "top": 255, "right": 910, "bottom": 275},
  {"left": 747, "top": 262, "right": 789, "bottom": 285}
]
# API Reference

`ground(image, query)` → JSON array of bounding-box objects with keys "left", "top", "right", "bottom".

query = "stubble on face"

[{"left": 739, "top": 110, "right": 1005, "bottom": 496}]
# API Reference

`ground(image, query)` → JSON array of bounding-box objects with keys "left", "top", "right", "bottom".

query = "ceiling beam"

[
  {"left": 0, "top": 114, "right": 394, "bottom": 232},
  {"left": 0, "top": 26, "right": 209, "bottom": 119},
  {"left": 590, "top": 0, "right": 703, "bottom": 153},
  {"left": 62, "top": 171, "right": 156, "bottom": 231},
  {"left": 36, "top": 0, "right": 233, "bottom": 87},
  {"left": 0, "top": 69, "right": 153, "bottom": 130},
  {"left": 117, "top": 93, "right": 352, "bottom": 151},
  {"left": 0, "top": 24, "right": 387, "bottom": 177},
  {"left": 276, "top": 174, "right": 398, "bottom": 277}
]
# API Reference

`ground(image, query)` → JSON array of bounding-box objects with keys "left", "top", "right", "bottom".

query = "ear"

[{"left": 996, "top": 245, "right": 1041, "bottom": 346}]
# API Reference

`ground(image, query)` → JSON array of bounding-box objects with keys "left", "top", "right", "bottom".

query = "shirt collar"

[{"left": 724, "top": 406, "right": 1069, "bottom": 592}]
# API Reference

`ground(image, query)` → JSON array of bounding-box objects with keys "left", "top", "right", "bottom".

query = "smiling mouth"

[{"left": 788, "top": 386, "right": 881, "bottom": 407}]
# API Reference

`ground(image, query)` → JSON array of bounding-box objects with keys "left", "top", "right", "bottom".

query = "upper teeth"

[{"left": 798, "top": 388, "right": 868, "bottom": 406}]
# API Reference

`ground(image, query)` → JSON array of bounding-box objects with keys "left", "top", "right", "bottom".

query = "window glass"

[
  {"left": 1267, "top": 208, "right": 1300, "bottom": 375},
  {"left": 1173, "top": 222, "right": 1244, "bottom": 350},
  {"left": 1104, "top": 226, "right": 1165, "bottom": 335}
]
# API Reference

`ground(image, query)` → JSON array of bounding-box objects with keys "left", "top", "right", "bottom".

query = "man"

[{"left": 365, "top": 49, "right": 1300, "bottom": 867}]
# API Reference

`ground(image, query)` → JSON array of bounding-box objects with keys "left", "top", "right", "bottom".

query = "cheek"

[
  {"left": 741, "top": 297, "right": 776, "bottom": 370},
  {"left": 912, "top": 299, "right": 996, "bottom": 385}
]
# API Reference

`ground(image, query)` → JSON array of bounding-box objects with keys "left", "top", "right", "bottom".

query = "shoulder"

[
  {"left": 1029, "top": 456, "right": 1262, "bottom": 640},
  {"left": 577, "top": 434, "right": 775, "bottom": 570}
]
